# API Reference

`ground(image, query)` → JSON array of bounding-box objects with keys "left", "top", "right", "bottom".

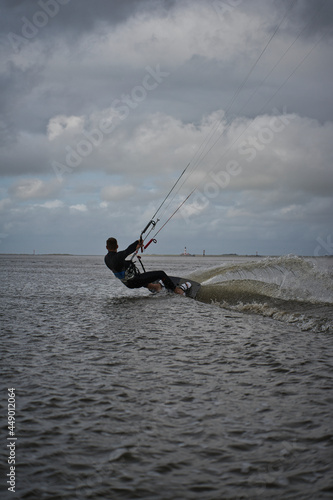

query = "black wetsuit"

[{"left": 104, "top": 240, "right": 176, "bottom": 291}]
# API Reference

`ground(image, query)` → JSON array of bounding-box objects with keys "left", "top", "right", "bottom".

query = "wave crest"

[{"left": 193, "top": 256, "right": 333, "bottom": 333}]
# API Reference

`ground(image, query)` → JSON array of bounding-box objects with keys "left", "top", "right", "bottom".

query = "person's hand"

[{"left": 137, "top": 238, "right": 144, "bottom": 251}]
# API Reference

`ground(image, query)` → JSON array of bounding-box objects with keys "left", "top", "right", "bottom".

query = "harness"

[{"left": 113, "top": 261, "right": 140, "bottom": 285}]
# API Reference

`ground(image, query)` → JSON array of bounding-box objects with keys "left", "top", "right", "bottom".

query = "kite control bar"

[
  {"left": 140, "top": 219, "right": 159, "bottom": 237},
  {"left": 144, "top": 238, "right": 157, "bottom": 250},
  {"left": 130, "top": 219, "right": 159, "bottom": 262},
  {"left": 140, "top": 219, "right": 155, "bottom": 236},
  {"left": 139, "top": 219, "right": 159, "bottom": 252}
]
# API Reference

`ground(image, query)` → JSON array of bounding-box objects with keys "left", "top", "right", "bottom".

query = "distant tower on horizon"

[{"left": 181, "top": 246, "right": 194, "bottom": 256}]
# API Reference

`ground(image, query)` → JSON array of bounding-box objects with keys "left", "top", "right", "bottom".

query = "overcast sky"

[{"left": 0, "top": 0, "right": 332, "bottom": 256}]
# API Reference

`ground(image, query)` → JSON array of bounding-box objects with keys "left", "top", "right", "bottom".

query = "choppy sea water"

[{"left": 1, "top": 254, "right": 333, "bottom": 500}]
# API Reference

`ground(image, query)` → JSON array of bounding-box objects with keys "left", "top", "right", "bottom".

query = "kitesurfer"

[{"left": 104, "top": 237, "right": 191, "bottom": 295}]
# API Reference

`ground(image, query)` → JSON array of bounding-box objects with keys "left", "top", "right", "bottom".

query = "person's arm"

[
  {"left": 125, "top": 240, "right": 140, "bottom": 257},
  {"left": 137, "top": 237, "right": 144, "bottom": 251},
  {"left": 115, "top": 240, "right": 139, "bottom": 263}
]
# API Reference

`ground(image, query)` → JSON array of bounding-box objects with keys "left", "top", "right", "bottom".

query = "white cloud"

[
  {"left": 9, "top": 178, "right": 62, "bottom": 200},
  {"left": 101, "top": 184, "right": 136, "bottom": 201},
  {"left": 4, "top": 108, "right": 333, "bottom": 209},
  {"left": 47, "top": 115, "right": 85, "bottom": 141},
  {"left": 69, "top": 204, "right": 87, "bottom": 212},
  {"left": 94, "top": 110, "right": 333, "bottom": 200},
  {"left": 37, "top": 200, "right": 64, "bottom": 209},
  {"left": 78, "top": 3, "right": 266, "bottom": 69}
]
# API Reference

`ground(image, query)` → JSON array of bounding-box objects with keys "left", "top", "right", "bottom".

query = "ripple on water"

[{"left": 1, "top": 255, "right": 332, "bottom": 499}]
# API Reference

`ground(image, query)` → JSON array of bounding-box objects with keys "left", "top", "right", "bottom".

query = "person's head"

[{"left": 106, "top": 237, "right": 118, "bottom": 251}]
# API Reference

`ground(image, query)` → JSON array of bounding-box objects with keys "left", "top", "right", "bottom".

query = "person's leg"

[
  {"left": 147, "top": 282, "right": 163, "bottom": 293},
  {"left": 127, "top": 270, "right": 184, "bottom": 294}
]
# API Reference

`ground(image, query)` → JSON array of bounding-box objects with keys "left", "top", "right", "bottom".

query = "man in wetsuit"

[{"left": 104, "top": 237, "right": 189, "bottom": 294}]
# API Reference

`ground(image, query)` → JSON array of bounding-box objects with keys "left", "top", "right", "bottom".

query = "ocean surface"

[{"left": 1, "top": 253, "right": 333, "bottom": 499}]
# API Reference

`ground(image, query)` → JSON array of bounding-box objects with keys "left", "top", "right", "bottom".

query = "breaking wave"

[{"left": 192, "top": 255, "right": 333, "bottom": 333}]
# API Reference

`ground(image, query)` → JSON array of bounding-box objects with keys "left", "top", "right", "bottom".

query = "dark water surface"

[{"left": 1, "top": 254, "right": 332, "bottom": 499}]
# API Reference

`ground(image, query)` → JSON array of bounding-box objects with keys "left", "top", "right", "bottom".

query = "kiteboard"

[
  {"left": 169, "top": 276, "right": 201, "bottom": 299},
  {"left": 150, "top": 276, "right": 201, "bottom": 299}
]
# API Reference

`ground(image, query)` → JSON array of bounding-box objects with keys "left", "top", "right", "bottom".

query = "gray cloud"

[
  {"left": 1, "top": 0, "right": 176, "bottom": 43},
  {"left": 0, "top": 0, "right": 332, "bottom": 255},
  {"left": 275, "top": 0, "right": 333, "bottom": 37}
]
